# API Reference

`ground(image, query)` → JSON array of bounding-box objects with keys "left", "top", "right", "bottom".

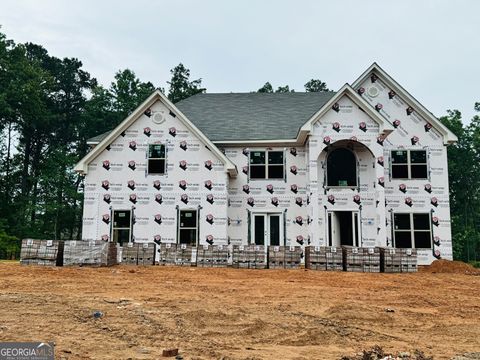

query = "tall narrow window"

[
  {"left": 148, "top": 144, "right": 166, "bottom": 174},
  {"left": 112, "top": 210, "right": 132, "bottom": 246},
  {"left": 249, "top": 150, "right": 284, "bottom": 179},
  {"left": 178, "top": 210, "right": 198, "bottom": 245},
  {"left": 393, "top": 213, "right": 432, "bottom": 249},
  {"left": 327, "top": 148, "right": 357, "bottom": 187},
  {"left": 391, "top": 150, "right": 427, "bottom": 179}
]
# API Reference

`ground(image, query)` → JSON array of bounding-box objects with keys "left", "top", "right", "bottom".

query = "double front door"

[{"left": 252, "top": 213, "right": 282, "bottom": 246}]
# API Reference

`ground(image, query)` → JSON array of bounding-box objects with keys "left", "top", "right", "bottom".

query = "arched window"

[{"left": 327, "top": 148, "right": 357, "bottom": 187}]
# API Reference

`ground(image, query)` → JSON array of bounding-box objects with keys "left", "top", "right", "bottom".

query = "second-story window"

[
  {"left": 148, "top": 144, "right": 166, "bottom": 175},
  {"left": 391, "top": 150, "right": 427, "bottom": 179},
  {"left": 249, "top": 150, "right": 284, "bottom": 180}
]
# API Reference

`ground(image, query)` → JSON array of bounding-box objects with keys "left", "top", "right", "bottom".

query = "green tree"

[
  {"left": 440, "top": 108, "right": 480, "bottom": 262},
  {"left": 275, "top": 85, "right": 294, "bottom": 93},
  {"left": 110, "top": 69, "right": 156, "bottom": 118},
  {"left": 167, "top": 63, "right": 205, "bottom": 103},
  {"left": 257, "top": 82, "right": 294, "bottom": 93},
  {"left": 257, "top": 82, "right": 273, "bottom": 93},
  {"left": 304, "top": 79, "right": 330, "bottom": 92}
]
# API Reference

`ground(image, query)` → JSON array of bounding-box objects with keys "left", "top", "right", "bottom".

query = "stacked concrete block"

[
  {"left": 342, "top": 246, "right": 363, "bottom": 272},
  {"left": 197, "top": 245, "right": 213, "bottom": 267},
  {"left": 325, "top": 246, "right": 343, "bottom": 271},
  {"left": 284, "top": 246, "right": 302, "bottom": 269},
  {"left": 122, "top": 243, "right": 139, "bottom": 265},
  {"left": 267, "top": 246, "right": 302, "bottom": 269},
  {"left": 399, "top": 248, "right": 418, "bottom": 273},
  {"left": 361, "top": 247, "right": 381, "bottom": 273},
  {"left": 305, "top": 246, "right": 343, "bottom": 271},
  {"left": 378, "top": 247, "right": 402, "bottom": 273},
  {"left": 252, "top": 246, "right": 267, "bottom": 269},
  {"left": 197, "top": 245, "right": 228, "bottom": 267},
  {"left": 305, "top": 246, "right": 325, "bottom": 270},
  {"left": 232, "top": 245, "right": 267, "bottom": 269},
  {"left": 378, "top": 247, "right": 417, "bottom": 273},
  {"left": 158, "top": 243, "right": 177, "bottom": 266},
  {"left": 63, "top": 240, "right": 117, "bottom": 266},
  {"left": 268, "top": 246, "right": 285, "bottom": 269},
  {"left": 175, "top": 244, "right": 196, "bottom": 266},
  {"left": 137, "top": 243, "right": 156, "bottom": 266},
  {"left": 20, "top": 239, "right": 64, "bottom": 266},
  {"left": 232, "top": 245, "right": 249, "bottom": 269}
]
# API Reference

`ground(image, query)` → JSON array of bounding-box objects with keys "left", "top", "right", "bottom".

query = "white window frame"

[
  {"left": 250, "top": 210, "right": 284, "bottom": 247},
  {"left": 393, "top": 212, "right": 432, "bottom": 249},
  {"left": 147, "top": 143, "right": 166, "bottom": 175},
  {"left": 391, "top": 149, "right": 428, "bottom": 180},
  {"left": 177, "top": 209, "right": 198, "bottom": 246},
  {"left": 248, "top": 150, "right": 285, "bottom": 180}
]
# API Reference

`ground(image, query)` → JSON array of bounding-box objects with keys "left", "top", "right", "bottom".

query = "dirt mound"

[{"left": 421, "top": 259, "right": 480, "bottom": 275}]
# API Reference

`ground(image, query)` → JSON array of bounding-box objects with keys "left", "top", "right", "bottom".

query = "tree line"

[{"left": 0, "top": 29, "right": 478, "bottom": 263}]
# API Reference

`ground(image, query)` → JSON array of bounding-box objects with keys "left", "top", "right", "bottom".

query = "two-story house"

[{"left": 74, "top": 63, "right": 457, "bottom": 265}]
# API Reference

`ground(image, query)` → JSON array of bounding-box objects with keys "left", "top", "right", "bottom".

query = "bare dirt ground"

[{"left": 0, "top": 261, "right": 478, "bottom": 360}]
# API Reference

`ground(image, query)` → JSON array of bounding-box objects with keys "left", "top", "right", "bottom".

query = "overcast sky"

[{"left": 1, "top": 0, "right": 479, "bottom": 122}]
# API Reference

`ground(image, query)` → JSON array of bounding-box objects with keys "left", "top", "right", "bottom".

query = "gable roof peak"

[
  {"left": 74, "top": 89, "right": 238, "bottom": 177},
  {"left": 352, "top": 63, "right": 457, "bottom": 144}
]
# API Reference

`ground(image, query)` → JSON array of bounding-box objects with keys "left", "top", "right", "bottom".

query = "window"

[
  {"left": 178, "top": 210, "right": 198, "bottom": 245},
  {"left": 148, "top": 144, "right": 166, "bottom": 174},
  {"left": 327, "top": 148, "right": 357, "bottom": 187},
  {"left": 393, "top": 213, "right": 432, "bottom": 249},
  {"left": 249, "top": 150, "right": 284, "bottom": 179},
  {"left": 112, "top": 210, "right": 132, "bottom": 246},
  {"left": 391, "top": 150, "right": 427, "bottom": 179}
]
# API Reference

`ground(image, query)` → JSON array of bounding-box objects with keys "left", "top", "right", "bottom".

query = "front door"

[
  {"left": 253, "top": 213, "right": 282, "bottom": 246},
  {"left": 327, "top": 211, "right": 360, "bottom": 247},
  {"left": 112, "top": 210, "right": 132, "bottom": 246}
]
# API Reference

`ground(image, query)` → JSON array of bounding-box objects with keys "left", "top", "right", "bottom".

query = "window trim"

[
  {"left": 147, "top": 143, "right": 167, "bottom": 175},
  {"left": 248, "top": 149, "right": 285, "bottom": 181},
  {"left": 393, "top": 212, "right": 432, "bottom": 249},
  {"left": 177, "top": 209, "right": 198, "bottom": 246},
  {"left": 390, "top": 149, "right": 428, "bottom": 180},
  {"left": 250, "top": 210, "right": 284, "bottom": 247},
  {"left": 325, "top": 147, "right": 358, "bottom": 189},
  {"left": 111, "top": 209, "right": 133, "bottom": 245}
]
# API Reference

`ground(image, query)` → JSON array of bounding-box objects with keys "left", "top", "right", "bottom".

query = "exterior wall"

[
  {"left": 355, "top": 75, "right": 453, "bottom": 264},
  {"left": 81, "top": 99, "right": 229, "bottom": 255},
  {"left": 222, "top": 146, "right": 309, "bottom": 246},
  {"left": 308, "top": 94, "right": 387, "bottom": 251},
  {"left": 79, "top": 72, "right": 453, "bottom": 266}
]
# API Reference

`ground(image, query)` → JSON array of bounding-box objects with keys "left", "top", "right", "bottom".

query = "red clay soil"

[
  {"left": 421, "top": 259, "right": 480, "bottom": 275},
  {"left": 0, "top": 262, "right": 479, "bottom": 360}
]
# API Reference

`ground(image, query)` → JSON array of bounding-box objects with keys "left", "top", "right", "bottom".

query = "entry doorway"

[
  {"left": 112, "top": 209, "right": 132, "bottom": 245},
  {"left": 178, "top": 209, "right": 198, "bottom": 245},
  {"left": 327, "top": 211, "right": 360, "bottom": 247},
  {"left": 252, "top": 213, "right": 283, "bottom": 246}
]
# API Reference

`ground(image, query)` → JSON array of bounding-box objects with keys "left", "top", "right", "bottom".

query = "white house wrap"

[{"left": 75, "top": 63, "right": 456, "bottom": 265}]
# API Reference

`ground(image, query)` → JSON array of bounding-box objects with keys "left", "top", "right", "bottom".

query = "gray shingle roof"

[
  {"left": 87, "top": 92, "right": 336, "bottom": 143},
  {"left": 87, "top": 130, "right": 112, "bottom": 143}
]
